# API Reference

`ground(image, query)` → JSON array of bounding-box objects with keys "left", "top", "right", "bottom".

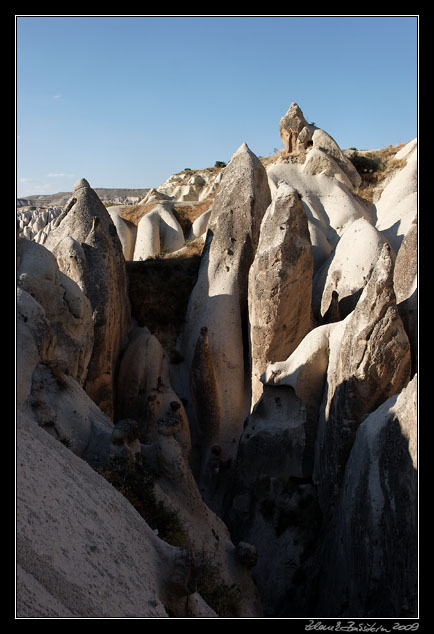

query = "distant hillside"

[{"left": 17, "top": 188, "right": 150, "bottom": 208}]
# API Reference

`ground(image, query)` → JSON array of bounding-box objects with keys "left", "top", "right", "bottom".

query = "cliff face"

[{"left": 16, "top": 104, "right": 418, "bottom": 618}]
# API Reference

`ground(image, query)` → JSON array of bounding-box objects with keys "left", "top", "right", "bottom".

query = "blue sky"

[{"left": 16, "top": 15, "right": 418, "bottom": 197}]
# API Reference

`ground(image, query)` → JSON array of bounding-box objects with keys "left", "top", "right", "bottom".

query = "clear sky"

[{"left": 16, "top": 15, "right": 418, "bottom": 197}]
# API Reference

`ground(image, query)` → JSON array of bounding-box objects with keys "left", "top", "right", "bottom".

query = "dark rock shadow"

[{"left": 308, "top": 387, "right": 418, "bottom": 617}]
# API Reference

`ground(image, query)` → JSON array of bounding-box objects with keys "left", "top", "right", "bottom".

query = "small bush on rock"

[
  {"left": 196, "top": 554, "right": 242, "bottom": 617},
  {"left": 98, "top": 455, "right": 188, "bottom": 548}
]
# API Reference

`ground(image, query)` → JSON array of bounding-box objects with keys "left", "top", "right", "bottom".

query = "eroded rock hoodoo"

[{"left": 16, "top": 103, "right": 418, "bottom": 618}]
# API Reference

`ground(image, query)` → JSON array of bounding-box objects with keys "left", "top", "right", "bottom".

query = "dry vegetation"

[
  {"left": 118, "top": 196, "right": 213, "bottom": 242},
  {"left": 348, "top": 144, "right": 407, "bottom": 205},
  {"left": 259, "top": 143, "right": 408, "bottom": 207},
  {"left": 120, "top": 201, "right": 160, "bottom": 226},
  {"left": 172, "top": 198, "right": 213, "bottom": 237}
]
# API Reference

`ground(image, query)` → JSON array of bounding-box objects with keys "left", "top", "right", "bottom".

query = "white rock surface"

[
  {"left": 313, "top": 244, "right": 411, "bottom": 512},
  {"left": 133, "top": 201, "right": 185, "bottom": 260},
  {"left": 191, "top": 208, "right": 212, "bottom": 238},
  {"left": 267, "top": 162, "right": 371, "bottom": 273},
  {"left": 375, "top": 139, "right": 417, "bottom": 252},
  {"left": 17, "top": 238, "right": 93, "bottom": 385},
  {"left": 264, "top": 322, "right": 335, "bottom": 426},
  {"left": 106, "top": 205, "right": 137, "bottom": 260},
  {"left": 157, "top": 168, "right": 224, "bottom": 202},
  {"left": 312, "top": 217, "right": 391, "bottom": 321}
]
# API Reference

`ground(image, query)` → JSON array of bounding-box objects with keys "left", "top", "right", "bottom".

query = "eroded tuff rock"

[
  {"left": 189, "top": 326, "right": 220, "bottom": 478},
  {"left": 248, "top": 182, "right": 313, "bottom": 407},
  {"left": 106, "top": 205, "right": 137, "bottom": 261},
  {"left": 146, "top": 410, "right": 263, "bottom": 617},
  {"left": 17, "top": 238, "right": 93, "bottom": 386},
  {"left": 116, "top": 325, "right": 191, "bottom": 459},
  {"left": 267, "top": 157, "right": 370, "bottom": 275},
  {"left": 279, "top": 103, "right": 312, "bottom": 155},
  {"left": 17, "top": 206, "right": 63, "bottom": 244},
  {"left": 223, "top": 385, "right": 320, "bottom": 616},
  {"left": 174, "top": 142, "right": 271, "bottom": 498},
  {"left": 312, "top": 217, "right": 392, "bottom": 322},
  {"left": 16, "top": 244, "right": 115, "bottom": 467},
  {"left": 16, "top": 410, "right": 205, "bottom": 618},
  {"left": 133, "top": 201, "right": 185, "bottom": 261},
  {"left": 44, "top": 178, "right": 131, "bottom": 419},
  {"left": 263, "top": 321, "right": 337, "bottom": 475},
  {"left": 156, "top": 168, "right": 224, "bottom": 202},
  {"left": 279, "top": 102, "right": 361, "bottom": 189},
  {"left": 310, "top": 376, "right": 417, "bottom": 617},
  {"left": 313, "top": 243, "right": 412, "bottom": 514},
  {"left": 16, "top": 104, "right": 418, "bottom": 618},
  {"left": 393, "top": 218, "right": 418, "bottom": 371},
  {"left": 268, "top": 104, "right": 371, "bottom": 279},
  {"left": 375, "top": 139, "right": 417, "bottom": 253}
]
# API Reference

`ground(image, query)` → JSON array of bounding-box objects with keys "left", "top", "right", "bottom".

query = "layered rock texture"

[
  {"left": 173, "top": 142, "right": 271, "bottom": 502},
  {"left": 44, "top": 178, "right": 131, "bottom": 418},
  {"left": 248, "top": 182, "right": 313, "bottom": 406},
  {"left": 16, "top": 104, "right": 418, "bottom": 618}
]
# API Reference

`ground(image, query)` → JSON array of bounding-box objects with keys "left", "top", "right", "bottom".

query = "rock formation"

[
  {"left": 116, "top": 325, "right": 192, "bottom": 458},
  {"left": 44, "top": 178, "right": 131, "bottom": 419},
  {"left": 106, "top": 205, "right": 137, "bottom": 261},
  {"left": 312, "top": 217, "right": 391, "bottom": 322},
  {"left": 269, "top": 106, "right": 371, "bottom": 275},
  {"left": 133, "top": 201, "right": 185, "bottom": 261},
  {"left": 16, "top": 104, "right": 418, "bottom": 619},
  {"left": 279, "top": 102, "right": 361, "bottom": 189},
  {"left": 313, "top": 243, "right": 412, "bottom": 514},
  {"left": 17, "top": 206, "right": 63, "bottom": 244},
  {"left": 16, "top": 410, "right": 198, "bottom": 618},
  {"left": 174, "top": 142, "right": 271, "bottom": 502},
  {"left": 156, "top": 167, "right": 224, "bottom": 202},
  {"left": 310, "top": 375, "right": 417, "bottom": 617},
  {"left": 17, "top": 238, "right": 93, "bottom": 386},
  {"left": 393, "top": 218, "right": 418, "bottom": 370},
  {"left": 248, "top": 182, "right": 313, "bottom": 406},
  {"left": 375, "top": 139, "right": 417, "bottom": 252}
]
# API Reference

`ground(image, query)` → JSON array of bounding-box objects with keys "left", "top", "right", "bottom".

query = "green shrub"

[
  {"left": 98, "top": 455, "right": 188, "bottom": 548},
  {"left": 196, "top": 555, "right": 242, "bottom": 617},
  {"left": 349, "top": 150, "right": 384, "bottom": 175}
]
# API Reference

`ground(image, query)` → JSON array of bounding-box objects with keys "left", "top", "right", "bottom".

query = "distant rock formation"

[
  {"left": 268, "top": 105, "right": 371, "bottom": 275},
  {"left": 157, "top": 168, "right": 224, "bottom": 202},
  {"left": 133, "top": 201, "right": 185, "bottom": 261},
  {"left": 279, "top": 102, "right": 361, "bottom": 189},
  {"left": 17, "top": 187, "right": 150, "bottom": 209}
]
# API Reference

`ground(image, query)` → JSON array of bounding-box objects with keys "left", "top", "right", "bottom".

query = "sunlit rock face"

[{"left": 44, "top": 177, "right": 131, "bottom": 419}]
